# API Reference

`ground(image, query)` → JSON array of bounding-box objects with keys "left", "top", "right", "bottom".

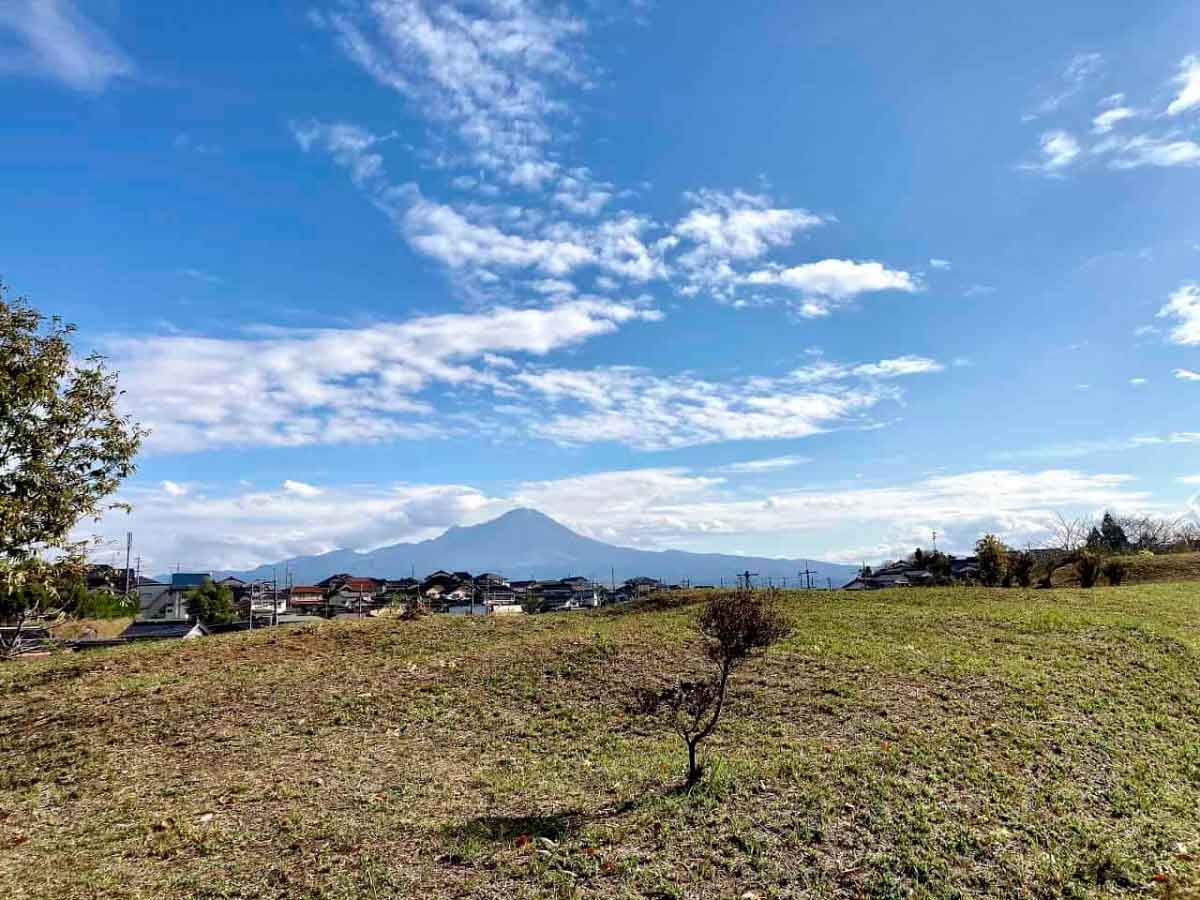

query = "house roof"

[
  {"left": 290, "top": 585, "right": 323, "bottom": 595},
  {"left": 170, "top": 573, "right": 211, "bottom": 588},
  {"left": 121, "top": 620, "right": 209, "bottom": 641}
]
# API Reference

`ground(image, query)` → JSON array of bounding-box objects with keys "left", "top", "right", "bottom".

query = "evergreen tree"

[{"left": 1099, "top": 512, "right": 1129, "bottom": 554}]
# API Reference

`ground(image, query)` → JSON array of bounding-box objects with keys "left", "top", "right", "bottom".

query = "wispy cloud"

[
  {"left": 1175, "top": 368, "right": 1200, "bottom": 382},
  {"left": 992, "top": 431, "right": 1200, "bottom": 462},
  {"left": 716, "top": 455, "right": 812, "bottom": 474},
  {"left": 108, "top": 299, "right": 661, "bottom": 452},
  {"left": 1091, "top": 105, "right": 1138, "bottom": 134},
  {"left": 312, "top": 0, "right": 587, "bottom": 191},
  {"left": 1158, "top": 283, "right": 1200, "bottom": 345},
  {"left": 672, "top": 189, "right": 824, "bottom": 295},
  {"left": 0, "top": 0, "right": 133, "bottom": 92},
  {"left": 744, "top": 259, "right": 919, "bottom": 318},
  {"left": 1023, "top": 52, "right": 1103, "bottom": 120},
  {"left": 512, "top": 354, "right": 941, "bottom": 451},
  {"left": 1102, "top": 134, "right": 1200, "bottom": 169},
  {"left": 1167, "top": 55, "right": 1200, "bottom": 116},
  {"left": 1021, "top": 130, "right": 1081, "bottom": 174},
  {"left": 294, "top": 122, "right": 919, "bottom": 317}
]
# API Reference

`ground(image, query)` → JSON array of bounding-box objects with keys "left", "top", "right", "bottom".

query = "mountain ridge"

[{"left": 196, "top": 508, "right": 858, "bottom": 587}]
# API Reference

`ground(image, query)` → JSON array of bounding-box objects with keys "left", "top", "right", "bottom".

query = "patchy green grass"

[
  {"left": 3, "top": 585, "right": 1200, "bottom": 899},
  {"left": 1051, "top": 551, "right": 1200, "bottom": 587}
]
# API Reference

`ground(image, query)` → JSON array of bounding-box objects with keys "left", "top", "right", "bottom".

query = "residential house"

[
  {"left": 287, "top": 585, "right": 326, "bottom": 612},
  {"left": 136, "top": 573, "right": 212, "bottom": 620},
  {"left": 623, "top": 577, "right": 663, "bottom": 597}
]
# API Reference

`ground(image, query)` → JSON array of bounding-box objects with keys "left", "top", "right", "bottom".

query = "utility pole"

[
  {"left": 799, "top": 560, "right": 817, "bottom": 590},
  {"left": 932, "top": 530, "right": 938, "bottom": 553},
  {"left": 737, "top": 570, "right": 758, "bottom": 591},
  {"left": 123, "top": 532, "right": 133, "bottom": 597}
]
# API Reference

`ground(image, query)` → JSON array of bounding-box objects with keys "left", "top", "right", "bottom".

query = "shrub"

[
  {"left": 1009, "top": 551, "right": 1036, "bottom": 588},
  {"left": 1076, "top": 552, "right": 1102, "bottom": 589},
  {"left": 401, "top": 597, "right": 430, "bottom": 620},
  {"left": 1101, "top": 560, "right": 1127, "bottom": 586},
  {"left": 975, "top": 535, "right": 1008, "bottom": 587},
  {"left": 635, "top": 590, "right": 789, "bottom": 786}
]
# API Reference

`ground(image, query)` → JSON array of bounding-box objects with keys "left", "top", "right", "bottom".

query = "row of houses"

[
  {"left": 126, "top": 570, "right": 672, "bottom": 639},
  {"left": 841, "top": 556, "right": 981, "bottom": 591}
]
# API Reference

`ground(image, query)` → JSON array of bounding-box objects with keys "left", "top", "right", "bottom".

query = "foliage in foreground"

[{"left": 0, "top": 282, "right": 144, "bottom": 657}]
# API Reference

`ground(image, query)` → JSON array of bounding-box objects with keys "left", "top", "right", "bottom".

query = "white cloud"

[
  {"left": 1175, "top": 368, "right": 1200, "bottom": 382},
  {"left": 513, "top": 353, "right": 940, "bottom": 451},
  {"left": 745, "top": 259, "right": 919, "bottom": 317},
  {"left": 92, "top": 480, "right": 500, "bottom": 574},
  {"left": 1167, "top": 55, "right": 1200, "bottom": 116},
  {"left": 1129, "top": 377, "right": 1148, "bottom": 386},
  {"left": 0, "top": 0, "right": 133, "bottom": 91},
  {"left": 282, "top": 480, "right": 323, "bottom": 497},
  {"left": 160, "top": 480, "right": 188, "bottom": 497},
  {"left": 1024, "top": 52, "right": 1104, "bottom": 120},
  {"left": 295, "top": 118, "right": 915, "bottom": 318},
  {"left": 675, "top": 190, "right": 823, "bottom": 263},
  {"left": 851, "top": 355, "right": 944, "bottom": 378},
  {"left": 929, "top": 258, "right": 952, "bottom": 270},
  {"left": 402, "top": 192, "right": 595, "bottom": 276},
  {"left": 716, "top": 455, "right": 811, "bottom": 474},
  {"left": 1092, "top": 106, "right": 1138, "bottom": 134},
  {"left": 292, "top": 121, "right": 393, "bottom": 188},
  {"left": 1180, "top": 474, "right": 1200, "bottom": 485},
  {"left": 1023, "top": 130, "right": 1080, "bottom": 173},
  {"left": 314, "top": 0, "right": 586, "bottom": 191},
  {"left": 1158, "top": 284, "right": 1200, "bottom": 345},
  {"left": 108, "top": 299, "right": 661, "bottom": 452},
  {"left": 97, "top": 465, "right": 1157, "bottom": 573},
  {"left": 1105, "top": 134, "right": 1200, "bottom": 169},
  {"left": 293, "top": 129, "right": 671, "bottom": 288},
  {"left": 992, "top": 431, "right": 1200, "bottom": 462},
  {"left": 553, "top": 169, "right": 613, "bottom": 216},
  {"left": 671, "top": 189, "right": 825, "bottom": 298}
]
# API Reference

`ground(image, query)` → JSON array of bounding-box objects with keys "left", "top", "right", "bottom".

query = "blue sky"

[{"left": 2, "top": 0, "right": 1199, "bottom": 573}]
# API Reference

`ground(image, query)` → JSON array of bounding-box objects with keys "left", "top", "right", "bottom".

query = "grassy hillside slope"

[
  {"left": 1050, "top": 551, "right": 1200, "bottom": 587},
  {"left": 3, "top": 586, "right": 1200, "bottom": 899}
]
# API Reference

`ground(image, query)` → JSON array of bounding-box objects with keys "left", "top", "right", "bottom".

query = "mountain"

[{"left": 207, "top": 508, "right": 858, "bottom": 588}]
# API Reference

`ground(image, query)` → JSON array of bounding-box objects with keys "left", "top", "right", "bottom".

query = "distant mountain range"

[{"left": 198, "top": 508, "right": 857, "bottom": 588}]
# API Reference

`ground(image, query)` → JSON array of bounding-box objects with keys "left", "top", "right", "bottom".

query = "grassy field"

[{"left": 3, "top": 585, "right": 1200, "bottom": 899}]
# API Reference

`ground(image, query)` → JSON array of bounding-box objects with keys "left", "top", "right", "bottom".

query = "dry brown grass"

[{"left": 3, "top": 585, "right": 1200, "bottom": 898}]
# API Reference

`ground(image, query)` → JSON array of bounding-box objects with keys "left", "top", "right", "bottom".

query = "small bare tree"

[
  {"left": 1052, "top": 513, "right": 1093, "bottom": 553},
  {"left": 635, "top": 590, "right": 790, "bottom": 786}
]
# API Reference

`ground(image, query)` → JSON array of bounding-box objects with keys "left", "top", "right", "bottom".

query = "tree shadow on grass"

[{"left": 445, "top": 799, "right": 639, "bottom": 846}]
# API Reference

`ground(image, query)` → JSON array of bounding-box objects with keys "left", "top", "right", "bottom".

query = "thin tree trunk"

[{"left": 687, "top": 739, "right": 700, "bottom": 785}]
